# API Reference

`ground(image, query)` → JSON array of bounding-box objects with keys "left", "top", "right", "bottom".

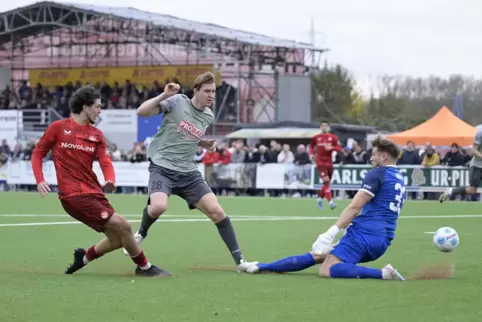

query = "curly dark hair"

[{"left": 70, "top": 86, "right": 101, "bottom": 114}]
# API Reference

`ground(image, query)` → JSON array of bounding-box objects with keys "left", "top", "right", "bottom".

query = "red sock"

[
  {"left": 323, "top": 183, "right": 333, "bottom": 202},
  {"left": 318, "top": 189, "right": 325, "bottom": 198},
  {"left": 131, "top": 250, "right": 150, "bottom": 268},
  {"left": 86, "top": 245, "right": 103, "bottom": 262}
]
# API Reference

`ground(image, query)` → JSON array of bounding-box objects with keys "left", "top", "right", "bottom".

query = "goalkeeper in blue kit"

[{"left": 239, "top": 135, "right": 406, "bottom": 281}]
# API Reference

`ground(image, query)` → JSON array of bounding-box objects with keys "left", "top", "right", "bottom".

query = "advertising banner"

[
  {"left": 0, "top": 110, "right": 23, "bottom": 147},
  {"left": 312, "top": 165, "right": 472, "bottom": 191},
  {"left": 6, "top": 161, "right": 475, "bottom": 193},
  {"left": 29, "top": 65, "right": 220, "bottom": 88},
  {"left": 7, "top": 161, "right": 205, "bottom": 186}
]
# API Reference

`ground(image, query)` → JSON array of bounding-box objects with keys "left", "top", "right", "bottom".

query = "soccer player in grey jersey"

[
  {"left": 123, "top": 72, "right": 256, "bottom": 272},
  {"left": 440, "top": 124, "right": 482, "bottom": 202}
]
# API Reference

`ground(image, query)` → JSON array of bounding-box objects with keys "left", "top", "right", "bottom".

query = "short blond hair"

[{"left": 193, "top": 72, "right": 215, "bottom": 90}]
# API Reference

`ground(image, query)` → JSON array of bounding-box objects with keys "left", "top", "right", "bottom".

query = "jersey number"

[{"left": 389, "top": 183, "right": 405, "bottom": 215}]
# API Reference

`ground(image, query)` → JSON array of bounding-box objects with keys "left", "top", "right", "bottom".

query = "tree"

[
  {"left": 311, "top": 63, "right": 360, "bottom": 123},
  {"left": 310, "top": 64, "right": 482, "bottom": 131},
  {"left": 370, "top": 74, "right": 482, "bottom": 130}
]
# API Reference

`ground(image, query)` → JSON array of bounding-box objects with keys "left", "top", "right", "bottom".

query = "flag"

[{"left": 452, "top": 94, "right": 464, "bottom": 120}]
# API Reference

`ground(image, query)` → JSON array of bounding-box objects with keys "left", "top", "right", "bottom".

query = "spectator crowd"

[
  {"left": 0, "top": 136, "right": 473, "bottom": 169},
  {"left": 192, "top": 139, "right": 472, "bottom": 168},
  {"left": 0, "top": 78, "right": 238, "bottom": 122},
  {"left": 0, "top": 81, "right": 475, "bottom": 199},
  {"left": 0, "top": 134, "right": 476, "bottom": 201}
]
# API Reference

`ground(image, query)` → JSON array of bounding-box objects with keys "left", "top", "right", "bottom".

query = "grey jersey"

[
  {"left": 470, "top": 125, "right": 482, "bottom": 168},
  {"left": 147, "top": 94, "right": 214, "bottom": 172}
]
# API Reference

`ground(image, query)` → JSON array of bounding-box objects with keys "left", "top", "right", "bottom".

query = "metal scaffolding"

[{"left": 0, "top": 1, "right": 326, "bottom": 134}]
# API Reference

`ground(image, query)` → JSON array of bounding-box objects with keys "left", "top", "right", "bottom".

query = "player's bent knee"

[
  {"left": 318, "top": 259, "right": 333, "bottom": 277},
  {"left": 149, "top": 192, "right": 168, "bottom": 217},
  {"left": 196, "top": 193, "right": 226, "bottom": 222},
  {"left": 150, "top": 203, "right": 167, "bottom": 218},
  {"left": 203, "top": 203, "right": 225, "bottom": 223},
  {"left": 103, "top": 227, "right": 122, "bottom": 247},
  {"left": 209, "top": 205, "right": 226, "bottom": 223},
  {"left": 318, "top": 254, "right": 341, "bottom": 277},
  {"left": 105, "top": 213, "right": 133, "bottom": 235},
  {"left": 322, "top": 176, "right": 330, "bottom": 183}
]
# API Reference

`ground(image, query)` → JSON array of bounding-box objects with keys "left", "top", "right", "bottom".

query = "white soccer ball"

[{"left": 433, "top": 227, "right": 459, "bottom": 252}]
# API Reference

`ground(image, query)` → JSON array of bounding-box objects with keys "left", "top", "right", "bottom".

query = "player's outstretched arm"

[
  {"left": 312, "top": 191, "right": 373, "bottom": 255},
  {"left": 137, "top": 93, "right": 171, "bottom": 117},
  {"left": 32, "top": 122, "right": 60, "bottom": 196},
  {"left": 137, "top": 83, "right": 180, "bottom": 117},
  {"left": 335, "top": 190, "right": 373, "bottom": 229}
]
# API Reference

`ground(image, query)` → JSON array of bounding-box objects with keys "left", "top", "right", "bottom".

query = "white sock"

[
  {"left": 140, "top": 262, "right": 152, "bottom": 271},
  {"left": 83, "top": 255, "right": 89, "bottom": 265}
]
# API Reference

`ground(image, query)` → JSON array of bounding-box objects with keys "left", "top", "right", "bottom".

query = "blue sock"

[
  {"left": 258, "top": 252, "right": 316, "bottom": 273},
  {"left": 329, "top": 263, "right": 383, "bottom": 279}
]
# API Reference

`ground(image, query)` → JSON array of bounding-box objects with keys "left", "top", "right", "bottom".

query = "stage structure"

[{"left": 0, "top": 1, "right": 326, "bottom": 134}]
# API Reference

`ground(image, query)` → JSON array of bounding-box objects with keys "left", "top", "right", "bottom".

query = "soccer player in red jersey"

[
  {"left": 31, "top": 86, "right": 169, "bottom": 277},
  {"left": 309, "top": 121, "right": 342, "bottom": 211}
]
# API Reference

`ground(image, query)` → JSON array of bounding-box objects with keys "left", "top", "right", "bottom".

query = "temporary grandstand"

[{"left": 0, "top": 1, "right": 326, "bottom": 134}]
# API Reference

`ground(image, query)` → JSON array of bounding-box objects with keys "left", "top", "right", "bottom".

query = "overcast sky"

[{"left": 1, "top": 0, "right": 480, "bottom": 94}]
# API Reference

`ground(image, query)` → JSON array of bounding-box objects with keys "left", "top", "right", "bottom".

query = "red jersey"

[
  {"left": 309, "top": 132, "right": 342, "bottom": 166},
  {"left": 31, "top": 118, "right": 115, "bottom": 199}
]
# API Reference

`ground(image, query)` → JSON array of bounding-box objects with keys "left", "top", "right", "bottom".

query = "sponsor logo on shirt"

[
  {"left": 61, "top": 142, "right": 95, "bottom": 152},
  {"left": 178, "top": 120, "right": 205, "bottom": 140}
]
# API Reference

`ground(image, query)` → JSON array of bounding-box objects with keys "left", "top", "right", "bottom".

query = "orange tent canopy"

[{"left": 387, "top": 106, "right": 476, "bottom": 146}]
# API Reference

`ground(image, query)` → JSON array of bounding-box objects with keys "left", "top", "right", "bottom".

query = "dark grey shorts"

[
  {"left": 147, "top": 162, "right": 212, "bottom": 209},
  {"left": 469, "top": 166, "right": 482, "bottom": 187}
]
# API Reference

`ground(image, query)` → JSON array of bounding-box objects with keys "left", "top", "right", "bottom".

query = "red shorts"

[
  {"left": 316, "top": 165, "right": 334, "bottom": 180},
  {"left": 60, "top": 194, "right": 115, "bottom": 233}
]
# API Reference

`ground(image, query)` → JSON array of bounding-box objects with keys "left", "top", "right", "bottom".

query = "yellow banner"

[{"left": 29, "top": 65, "right": 220, "bottom": 88}]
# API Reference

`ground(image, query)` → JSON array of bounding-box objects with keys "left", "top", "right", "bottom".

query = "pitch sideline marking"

[
  {"left": 1, "top": 214, "right": 482, "bottom": 228},
  {"left": 2, "top": 213, "right": 482, "bottom": 219},
  {"left": 0, "top": 214, "right": 202, "bottom": 218},
  {"left": 0, "top": 191, "right": 468, "bottom": 204}
]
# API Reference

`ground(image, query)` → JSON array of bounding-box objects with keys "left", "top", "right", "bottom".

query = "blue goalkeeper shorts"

[{"left": 330, "top": 227, "right": 391, "bottom": 264}]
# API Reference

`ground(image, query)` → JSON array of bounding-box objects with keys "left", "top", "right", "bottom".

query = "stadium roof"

[{"left": 0, "top": 1, "right": 321, "bottom": 50}]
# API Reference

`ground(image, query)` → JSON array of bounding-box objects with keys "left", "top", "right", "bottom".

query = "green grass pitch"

[{"left": 0, "top": 192, "right": 480, "bottom": 322}]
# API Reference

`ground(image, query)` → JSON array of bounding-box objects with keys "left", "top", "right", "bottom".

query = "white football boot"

[
  {"left": 382, "top": 264, "right": 406, "bottom": 281},
  {"left": 123, "top": 232, "right": 144, "bottom": 256},
  {"left": 237, "top": 260, "right": 260, "bottom": 273},
  {"left": 439, "top": 188, "right": 452, "bottom": 203}
]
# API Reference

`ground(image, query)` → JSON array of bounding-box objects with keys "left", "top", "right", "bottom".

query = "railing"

[
  {"left": 20, "top": 108, "right": 64, "bottom": 133},
  {"left": 3, "top": 162, "right": 480, "bottom": 193}
]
